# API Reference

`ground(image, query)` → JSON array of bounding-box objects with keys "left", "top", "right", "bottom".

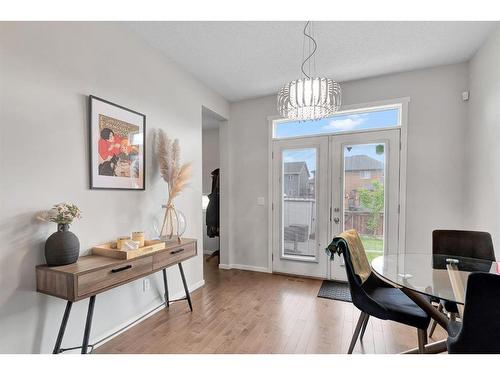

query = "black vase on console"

[{"left": 44, "top": 223, "right": 80, "bottom": 266}]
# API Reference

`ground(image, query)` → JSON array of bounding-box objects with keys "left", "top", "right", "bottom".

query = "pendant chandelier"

[{"left": 277, "top": 21, "right": 341, "bottom": 121}]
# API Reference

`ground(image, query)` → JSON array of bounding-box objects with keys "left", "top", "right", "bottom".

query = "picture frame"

[{"left": 88, "top": 95, "right": 146, "bottom": 190}]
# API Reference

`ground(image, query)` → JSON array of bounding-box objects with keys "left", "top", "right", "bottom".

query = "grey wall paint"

[
  {"left": 465, "top": 26, "right": 500, "bottom": 254},
  {"left": 0, "top": 22, "right": 228, "bottom": 353},
  {"left": 202, "top": 128, "right": 220, "bottom": 195},
  {"left": 226, "top": 63, "right": 470, "bottom": 270},
  {"left": 227, "top": 96, "right": 278, "bottom": 269},
  {"left": 202, "top": 128, "right": 220, "bottom": 252}
]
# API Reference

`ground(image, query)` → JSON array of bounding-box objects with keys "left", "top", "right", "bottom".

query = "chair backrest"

[
  {"left": 448, "top": 272, "right": 500, "bottom": 353},
  {"left": 337, "top": 242, "right": 388, "bottom": 318},
  {"left": 432, "top": 230, "right": 495, "bottom": 261}
]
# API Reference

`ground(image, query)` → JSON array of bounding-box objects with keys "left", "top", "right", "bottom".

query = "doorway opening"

[
  {"left": 202, "top": 107, "right": 226, "bottom": 268},
  {"left": 270, "top": 99, "right": 408, "bottom": 280}
]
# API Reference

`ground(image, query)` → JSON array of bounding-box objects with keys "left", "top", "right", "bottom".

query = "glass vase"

[{"left": 156, "top": 204, "right": 186, "bottom": 243}]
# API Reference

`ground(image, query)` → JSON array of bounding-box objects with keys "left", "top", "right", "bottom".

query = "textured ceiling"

[{"left": 127, "top": 21, "right": 498, "bottom": 102}]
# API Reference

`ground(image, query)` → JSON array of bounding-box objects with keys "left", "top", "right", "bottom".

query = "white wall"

[
  {"left": 465, "top": 26, "right": 500, "bottom": 254},
  {"left": 226, "top": 63, "right": 469, "bottom": 271},
  {"left": 202, "top": 128, "right": 220, "bottom": 252},
  {"left": 202, "top": 128, "right": 220, "bottom": 195},
  {"left": 226, "top": 96, "right": 278, "bottom": 270},
  {"left": 0, "top": 22, "right": 229, "bottom": 353}
]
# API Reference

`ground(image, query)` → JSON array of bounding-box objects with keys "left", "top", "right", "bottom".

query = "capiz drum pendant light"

[{"left": 277, "top": 21, "right": 341, "bottom": 120}]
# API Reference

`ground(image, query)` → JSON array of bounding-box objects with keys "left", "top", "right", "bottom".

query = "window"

[
  {"left": 360, "top": 170, "right": 371, "bottom": 179},
  {"left": 273, "top": 105, "right": 401, "bottom": 139}
]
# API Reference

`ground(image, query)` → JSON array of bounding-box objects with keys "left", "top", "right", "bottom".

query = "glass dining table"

[{"left": 371, "top": 253, "right": 500, "bottom": 353}]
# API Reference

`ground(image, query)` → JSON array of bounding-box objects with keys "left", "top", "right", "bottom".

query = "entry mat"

[{"left": 317, "top": 280, "right": 352, "bottom": 303}]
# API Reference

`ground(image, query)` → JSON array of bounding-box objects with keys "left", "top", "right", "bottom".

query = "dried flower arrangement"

[{"left": 155, "top": 129, "right": 192, "bottom": 241}]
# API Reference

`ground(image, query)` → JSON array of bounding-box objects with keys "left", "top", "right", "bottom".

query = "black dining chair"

[
  {"left": 447, "top": 272, "right": 500, "bottom": 353},
  {"left": 334, "top": 239, "right": 431, "bottom": 354},
  {"left": 429, "top": 230, "right": 496, "bottom": 337}
]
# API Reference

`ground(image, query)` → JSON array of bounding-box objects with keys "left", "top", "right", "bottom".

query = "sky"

[
  {"left": 275, "top": 108, "right": 399, "bottom": 139},
  {"left": 280, "top": 108, "right": 397, "bottom": 173}
]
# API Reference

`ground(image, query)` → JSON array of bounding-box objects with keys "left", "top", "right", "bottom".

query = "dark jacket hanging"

[{"left": 206, "top": 168, "right": 220, "bottom": 238}]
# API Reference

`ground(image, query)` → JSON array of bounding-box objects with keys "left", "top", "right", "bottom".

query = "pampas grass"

[
  {"left": 155, "top": 129, "right": 192, "bottom": 200},
  {"left": 155, "top": 129, "right": 192, "bottom": 240}
]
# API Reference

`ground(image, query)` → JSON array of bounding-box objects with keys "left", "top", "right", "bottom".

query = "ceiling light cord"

[{"left": 301, "top": 21, "right": 317, "bottom": 79}]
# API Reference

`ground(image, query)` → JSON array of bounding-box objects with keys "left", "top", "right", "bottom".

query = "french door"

[
  {"left": 272, "top": 129, "right": 401, "bottom": 280},
  {"left": 272, "top": 136, "right": 330, "bottom": 278}
]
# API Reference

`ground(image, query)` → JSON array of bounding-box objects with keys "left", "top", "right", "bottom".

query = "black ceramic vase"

[{"left": 44, "top": 223, "right": 80, "bottom": 266}]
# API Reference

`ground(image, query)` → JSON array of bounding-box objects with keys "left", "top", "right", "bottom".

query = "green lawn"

[{"left": 360, "top": 235, "right": 384, "bottom": 263}]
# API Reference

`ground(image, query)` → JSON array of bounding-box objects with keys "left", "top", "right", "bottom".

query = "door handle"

[
  {"left": 111, "top": 265, "right": 132, "bottom": 273},
  {"left": 333, "top": 217, "right": 340, "bottom": 224},
  {"left": 170, "top": 248, "right": 185, "bottom": 255}
]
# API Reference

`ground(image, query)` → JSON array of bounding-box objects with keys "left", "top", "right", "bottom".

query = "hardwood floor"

[{"left": 96, "top": 258, "right": 447, "bottom": 354}]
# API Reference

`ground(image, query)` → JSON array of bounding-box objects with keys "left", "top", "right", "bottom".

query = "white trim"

[
  {"left": 398, "top": 100, "right": 409, "bottom": 255},
  {"left": 218, "top": 263, "right": 270, "bottom": 273},
  {"left": 92, "top": 279, "right": 205, "bottom": 350},
  {"left": 218, "top": 120, "right": 230, "bottom": 266},
  {"left": 267, "top": 115, "right": 277, "bottom": 273}
]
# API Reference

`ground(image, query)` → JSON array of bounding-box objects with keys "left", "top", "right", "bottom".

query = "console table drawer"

[
  {"left": 77, "top": 256, "right": 153, "bottom": 297},
  {"left": 153, "top": 241, "right": 196, "bottom": 269}
]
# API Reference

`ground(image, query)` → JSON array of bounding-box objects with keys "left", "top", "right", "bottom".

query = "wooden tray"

[{"left": 92, "top": 239, "right": 166, "bottom": 260}]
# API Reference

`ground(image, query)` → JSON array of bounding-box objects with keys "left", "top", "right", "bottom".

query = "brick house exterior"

[
  {"left": 344, "top": 155, "right": 384, "bottom": 210},
  {"left": 344, "top": 155, "right": 385, "bottom": 236}
]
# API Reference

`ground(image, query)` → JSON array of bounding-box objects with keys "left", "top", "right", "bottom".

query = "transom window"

[{"left": 273, "top": 104, "right": 401, "bottom": 139}]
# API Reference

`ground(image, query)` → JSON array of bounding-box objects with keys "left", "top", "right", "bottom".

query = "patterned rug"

[{"left": 317, "top": 280, "right": 352, "bottom": 303}]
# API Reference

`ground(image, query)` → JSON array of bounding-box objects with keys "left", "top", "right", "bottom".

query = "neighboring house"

[
  {"left": 344, "top": 155, "right": 384, "bottom": 210},
  {"left": 308, "top": 170, "right": 316, "bottom": 197},
  {"left": 284, "top": 161, "right": 310, "bottom": 197}
]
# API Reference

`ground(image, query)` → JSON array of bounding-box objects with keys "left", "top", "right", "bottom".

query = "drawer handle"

[
  {"left": 170, "top": 248, "right": 185, "bottom": 255},
  {"left": 111, "top": 265, "right": 132, "bottom": 273}
]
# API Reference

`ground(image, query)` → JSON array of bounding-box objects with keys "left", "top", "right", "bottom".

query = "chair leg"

[
  {"left": 348, "top": 312, "right": 368, "bottom": 354},
  {"left": 360, "top": 314, "right": 370, "bottom": 340},
  {"left": 417, "top": 328, "right": 428, "bottom": 354},
  {"left": 428, "top": 303, "right": 443, "bottom": 337}
]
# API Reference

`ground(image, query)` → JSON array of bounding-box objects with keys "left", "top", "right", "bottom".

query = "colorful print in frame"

[{"left": 89, "top": 95, "right": 146, "bottom": 190}]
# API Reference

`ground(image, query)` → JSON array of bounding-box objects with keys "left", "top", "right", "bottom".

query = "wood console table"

[{"left": 36, "top": 238, "right": 197, "bottom": 354}]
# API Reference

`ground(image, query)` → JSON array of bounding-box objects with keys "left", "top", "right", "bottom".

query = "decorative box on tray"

[{"left": 92, "top": 239, "right": 166, "bottom": 260}]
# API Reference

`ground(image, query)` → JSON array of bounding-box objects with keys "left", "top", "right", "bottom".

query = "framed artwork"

[{"left": 88, "top": 95, "right": 146, "bottom": 190}]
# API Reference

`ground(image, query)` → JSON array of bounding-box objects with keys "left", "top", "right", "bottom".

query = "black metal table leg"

[
  {"left": 178, "top": 263, "right": 192, "bottom": 311},
  {"left": 162, "top": 268, "right": 170, "bottom": 308},
  {"left": 81, "top": 295, "right": 96, "bottom": 354},
  {"left": 53, "top": 301, "right": 73, "bottom": 354}
]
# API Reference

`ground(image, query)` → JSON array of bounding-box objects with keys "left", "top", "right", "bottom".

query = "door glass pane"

[
  {"left": 274, "top": 107, "right": 400, "bottom": 139},
  {"left": 282, "top": 148, "right": 317, "bottom": 259},
  {"left": 343, "top": 143, "right": 385, "bottom": 262}
]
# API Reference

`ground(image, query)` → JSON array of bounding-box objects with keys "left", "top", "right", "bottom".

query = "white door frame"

[
  {"left": 268, "top": 97, "right": 409, "bottom": 275},
  {"left": 329, "top": 128, "right": 401, "bottom": 280},
  {"left": 271, "top": 136, "right": 330, "bottom": 278}
]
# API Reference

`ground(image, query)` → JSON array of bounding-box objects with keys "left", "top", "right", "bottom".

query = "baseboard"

[
  {"left": 218, "top": 263, "right": 270, "bottom": 273},
  {"left": 92, "top": 279, "right": 205, "bottom": 351}
]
